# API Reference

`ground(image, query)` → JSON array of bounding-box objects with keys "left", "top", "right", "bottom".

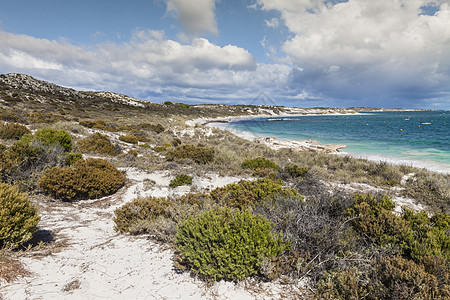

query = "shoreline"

[{"left": 188, "top": 111, "right": 450, "bottom": 175}]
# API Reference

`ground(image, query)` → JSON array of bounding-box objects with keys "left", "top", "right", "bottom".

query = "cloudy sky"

[{"left": 0, "top": 0, "right": 449, "bottom": 109}]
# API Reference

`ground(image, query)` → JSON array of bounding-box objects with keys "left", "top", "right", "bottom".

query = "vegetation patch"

[
  {"left": 119, "top": 134, "right": 138, "bottom": 144},
  {"left": 0, "top": 122, "right": 31, "bottom": 140},
  {"left": 34, "top": 127, "right": 72, "bottom": 152},
  {"left": 169, "top": 174, "right": 193, "bottom": 188},
  {"left": 175, "top": 208, "right": 289, "bottom": 282},
  {"left": 113, "top": 196, "right": 172, "bottom": 234},
  {"left": 284, "top": 164, "right": 308, "bottom": 178},
  {"left": 241, "top": 157, "right": 279, "bottom": 171},
  {"left": 77, "top": 132, "right": 118, "bottom": 156},
  {"left": 210, "top": 178, "right": 299, "bottom": 208},
  {"left": 38, "top": 158, "right": 125, "bottom": 201},
  {"left": 166, "top": 144, "right": 214, "bottom": 164},
  {"left": 0, "top": 182, "right": 40, "bottom": 248}
]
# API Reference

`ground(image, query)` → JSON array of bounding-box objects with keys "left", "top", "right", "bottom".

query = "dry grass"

[{"left": 0, "top": 249, "right": 29, "bottom": 283}]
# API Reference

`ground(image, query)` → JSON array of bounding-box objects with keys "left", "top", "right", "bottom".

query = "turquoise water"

[{"left": 225, "top": 111, "right": 450, "bottom": 173}]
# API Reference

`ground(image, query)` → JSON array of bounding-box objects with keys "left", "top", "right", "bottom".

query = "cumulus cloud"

[
  {"left": 257, "top": 0, "right": 450, "bottom": 108},
  {"left": 166, "top": 0, "right": 218, "bottom": 35},
  {"left": 0, "top": 30, "right": 294, "bottom": 103}
]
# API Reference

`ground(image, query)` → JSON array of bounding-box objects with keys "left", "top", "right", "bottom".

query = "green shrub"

[
  {"left": 38, "top": 158, "right": 125, "bottom": 201},
  {"left": 0, "top": 183, "right": 40, "bottom": 248},
  {"left": 348, "top": 194, "right": 410, "bottom": 246},
  {"left": 0, "top": 122, "right": 31, "bottom": 140},
  {"left": 65, "top": 152, "right": 83, "bottom": 166},
  {"left": 176, "top": 208, "right": 289, "bottom": 281},
  {"left": 169, "top": 174, "right": 193, "bottom": 188},
  {"left": 153, "top": 146, "right": 166, "bottom": 152},
  {"left": 113, "top": 196, "right": 172, "bottom": 233},
  {"left": 241, "top": 157, "right": 279, "bottom": 171},
  {"left": 317, "top": 256, "right": 449, "bottom": 300},
  {"left": 152, "top": 123, "right": 165, "bottom": 134},
  {"left": 316, "top": 268, "right": 373, "bottom": 300},
  {"left": 285, "top": 164, "right": 308, "bottom": 177},
  {"left": 128, "top": 149, "right": 138, "bottom": 157},
  {"left": 166, "top": 144, "right": 214, "bottom": 164},
  {"left": 374, "top": 256, "right": 448, "bottom": 299},
  {"left": 34, "top": 128, "right": 72, "bottom": 152},
  {"left": 119, "top": 134, "right": 138, "bottom": 144},
  {"left": 77, "top": 133, "right": 117, "bottom": 156},
  {"left": 210, "top": 178, "right": 299, "bottom": 208}
]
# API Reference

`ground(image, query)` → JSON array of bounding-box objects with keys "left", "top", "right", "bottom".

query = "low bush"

[
  {"left": 241, "top": 157, "right": 279, "bottom": 171},
  {"left": 210, "top": 178, "right": 299, "bottom": 208},
  {"left": 65, "top": 152, "right": 83, "bottom": 166},
  {"left": 175, "top": 208, "right": 289, "bottom": 281},
  {"left": 153, "top": 146, "right": 166, "bottom": 152},
  {"left": 2, "top": 138, "right": 67, "bottom": 189},
  {"left": 0, "top": 122, "right": 30, "bottom": 140},
  {"left": 77, "top": 133, "right": 118, "bottom": 156},
  {"left": 119, "top": 134, "right": 138, "bottom": 144},
  {"left": 169, "top": 174, "right": 193, "bottom": 188},
  {"left": 0, "top": 182, "right": 40, "bottom": 248},
  {"left": 285, "top": 164, "right": 308, "bottom": 178},
  {"left": 113, "top": 196, "right": 172, "bottom": 233},
  {"left": 316, "top": 256, "right": 450, "bottom": 300},
  {"left": 38, "top": 158, "right": 125, "bottom": 201},
  {"left": 128, "top": 149, "right": 138, "bottom": 157},
  {"left": 348, "top": 193, "right": 411, "bottom": 246},
  {"left": 166, "top": 144, "right": 214, "bottom": 164},
  {"left": 34, "top": 127, "right": 72, "bottom": 152}
]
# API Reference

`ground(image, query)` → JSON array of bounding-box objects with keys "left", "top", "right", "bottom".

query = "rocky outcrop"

[{"left": 255, "top": 137, "right": 346, "bottom": 153}]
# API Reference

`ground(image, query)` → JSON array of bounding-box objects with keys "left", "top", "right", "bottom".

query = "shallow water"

[{"left": 225, "top": 111, "right": 450, "bottom": 173}]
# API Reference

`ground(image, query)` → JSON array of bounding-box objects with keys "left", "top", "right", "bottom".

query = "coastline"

[{"left": 188, "top": 110, "right": 450, "bottom": 174}]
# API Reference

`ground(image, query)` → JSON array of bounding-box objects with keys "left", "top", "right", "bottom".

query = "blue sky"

[{"left": 0, "top": 0, "right": 449, "bottom": 109}]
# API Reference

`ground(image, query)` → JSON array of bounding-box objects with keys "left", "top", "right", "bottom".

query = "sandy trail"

[{"left": 1, "top": 169, "right": 289, "bottom": 300}]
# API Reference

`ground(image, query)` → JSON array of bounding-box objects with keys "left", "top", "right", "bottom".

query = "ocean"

[{"left": 221, "top": 110, "right": 450, "bottom": 173}]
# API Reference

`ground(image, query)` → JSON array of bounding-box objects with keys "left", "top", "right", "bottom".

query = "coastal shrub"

[
  {"left": 77, "top": 132, "right": 117, "bottom": 156},
  {"left": 128, "top": 149, "right": 138, "bottom": 157},
  {"left": 254, "top": 191, "right": 359, "bottom": 280},
  {"left": 0, "top": 122, "right": 30, "bottom": 140},
  {"left": 169, "top": 174, "right": 193, "bottom": 188},
  {"left": 3, "top": 138, "right": 67, "bottom": 189},
  {"left": 348, "top": 193, "right": 411, "bottom": 246},
  {"left": 153, "top": 146, "right": 166, "bottom": 152},
  {"left": 78, "top": 119, "right": 114, "bottom": 131},
  {"left": 38, "top": 158, "right": 125, "bottom": 201},
  {"left": 152, "top": 123, "right": 165, "bottom": 134},
  {"left": 285, "top": 164, "right": 308, "bottom": 178},
  {"left": 0, "top": 182, "right": 40, "bottom": 248},
  {"left": 241, "top": 157, "right": 279, "bottom": 171},
  {"left": 34, "top": 127, "right": 72, "bottom": 152},
  {"left": 65, "top": 152, "right": 83, "bottom": 166},
  {"left": 113, "top": 196, "right": 172, "bottom": 234},
  {"left": 210, "top": 178, "right": 299, "bottom": 209},
  {"left": 113, "top": 192, "right": 213, "bottom": 242},
  {"left": 119, "top": 134, "right": 138, "bottom": 144},
  {"left": 175, "top": 208, "right": 289, "bottom": 281},
  {"left": 171, "top": 138, "right": 182, "bottom": 147},
  {"left": 316, "top": 256, "right": 449, "bottom": 300},
  {"left": 348, "top": 193, "right": 450, "bottom": 286},
  {"left": 166, "top": 144, "right": 214, "bottom": 164}
]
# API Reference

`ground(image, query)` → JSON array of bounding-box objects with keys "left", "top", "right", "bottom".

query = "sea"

[{"left": 218, "top": 110, "right": 450, "bottom": 174}]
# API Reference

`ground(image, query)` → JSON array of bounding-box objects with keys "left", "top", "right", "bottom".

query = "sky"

[{"left": 0, "top": 0, "right": 449, "bottom": 109}]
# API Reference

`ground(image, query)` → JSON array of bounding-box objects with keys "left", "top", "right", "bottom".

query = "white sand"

[{"left": 1, "top": 169, "right": 299, "bottom": 300}]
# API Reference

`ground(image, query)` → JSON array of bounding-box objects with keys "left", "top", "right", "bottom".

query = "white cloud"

[
  {"left": 264, "top": 17, "right": 279, "bottom": 28},
  {"left": 257, "top": 0, "right": 450, "bottom": 107},
  {"left": 166, "top": 0, "right": 218, "bottom": 35},
  {"left": 0, "top": 30, "right": 294, "bottom": 103}
]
